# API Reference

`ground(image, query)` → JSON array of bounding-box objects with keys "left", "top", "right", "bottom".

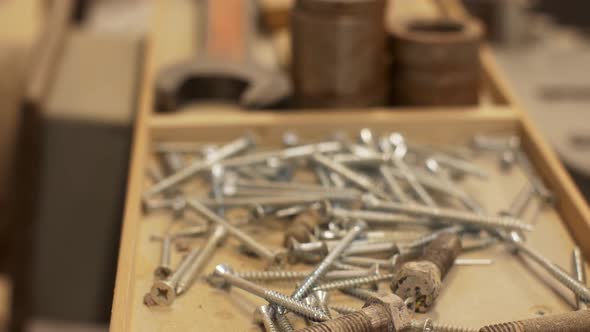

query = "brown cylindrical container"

[
  {"left": 291, "top": 0, "right": 388, "bottom": 108},
  {"left": 390, "top": 18, "right": 483, "bottom": 106}
]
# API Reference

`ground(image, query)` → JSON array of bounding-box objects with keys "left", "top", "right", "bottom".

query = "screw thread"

[
  {"left": 275, "top": 312, "right": 295, "bottom": 332},
  {"left": 479, "top": 321, "right": 526, "bottom": 332},
  {"left": 296, "top": 311, "right": 373, "bottom": 332},
  {"left": 330, "top": 305, "right": 358, "bottom": 315},
  {"left": 516, "top": 242, "right": 590, "bottom": 302},
  {"left": 264, "top": 289, "right": 329, "bottom": 322},
  {"left": 237, "top": 270, "right": 307, "bottom": 281},
  {"left": 313, "top": 273, "right": 396, "bottom": 291},
  {"left": 367, "top": 200, "right": 531, "bottom": 232},
  {"left": 340, "top": 288, "right": 380, "bottom": 302}
]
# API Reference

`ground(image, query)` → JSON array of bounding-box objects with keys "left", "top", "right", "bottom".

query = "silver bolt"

[
  {"left": 573, "top": 247, "right": 588, "bottom": 310},
  {"left": 144, "top": 135, "right": 254, "bottom": 198},
  {"left": 253, "top": 305, "right": 279, "bottom": 332},
  {"left": 507, "top": 233, "right": 590, "bottom": 303},
  {"left": 150, "top": 247, "right": 201, "bottom": 306},
  {"left": 340, "top": 256, "right": 397, "bottom": 270},
  {"left": 410, "top": 318, "right": 478, "bottom": 332},
  {"left": 328, "top": 205, "right": 432, "bottom": 228},
  {"left": 380, "top": 165, "right": 411, "bottom": 203},
  {"left": 187, "top": 199, "right": 285, "bottom": 264},
  {"left": 207, "top": 264, "right": 330, "bottom": 322},
  {"left": 313, "top": 273, "right": 396, "bottom": 291},
  {"left": 365, "top": 198, "right": 532, "bottom": 232},
  {"left": 312, "top": 154, "right": 390, "bottom": 200},
  {"left": 340, "top": 287, "right": 380, "bottom": 302},
  {"left": 175, "top": 225, "right": 227, "bottom": 295}
]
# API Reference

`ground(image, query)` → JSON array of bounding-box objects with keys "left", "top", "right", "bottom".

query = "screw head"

[
  {"left": 207, "top": 264, "right": 234, "bottom": 289},
  {"left": 150, "top": 280, "right": 176, "bottom": 306},
  {"left": 154, "top": 266, "right": 173, "bottom": 280}
]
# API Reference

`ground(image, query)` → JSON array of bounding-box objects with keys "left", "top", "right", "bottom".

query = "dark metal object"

[
  {"left": 291, "top": 0, "right": 388, "bottom": 108},
  {"left": 155, "top": 0, "right": 290, "bottom": 111},
  {"left": 294, "top": 294, "right": 410, "bottom": 332},
  {"left": 389, "top": 18, "right": 483, "bottom": 106},
  {"left": 391, "top": 233, "right": 462, "bottom": 312},
  {"left": 479, "top": 310, "right": 590, "bottom": 332}
]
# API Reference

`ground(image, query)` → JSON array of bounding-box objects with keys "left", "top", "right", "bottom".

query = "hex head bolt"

[
  {"left": 312, "top": 154, "right": 390, "bottom": 200},
  {"left": 144, "top": 135, "right": 254, "bottom": 198},
  {"left": 391, "top": 232, "right": 462, "bottom": 312},
  {"left": 572, "top": 247, "right": 589, "bottom": 310},
  {"left": 294, "top": 293, "right": 412, "bottom": 332},
  {"left": 253, "top": 305, "right": 280, "bottom": 332},
  {"left": 187, "top": 199, "right": 286, "bottom": 264},
  {"left": 365, "top": 198, "right": 533, "bottom": 233},
  {"left": 479, "top": 309, "right": 590, "bottom": 332},
  {"left": 208, "top": 264, "right": 330, "bottom": 322},
  {"left": 507, "top": 233, "right": 590, "bottom": 303}
]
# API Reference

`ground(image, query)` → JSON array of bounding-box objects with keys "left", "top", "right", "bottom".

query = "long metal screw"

[
  {"left": 207, "top": 264, "right": 330, "bottom": 322},
  {"left": 329, "top": 206, "right": 433, "bottom": 228},
  {"left": 365, "top": 198, "right": 532, "bottom": 232},
  {"left": 313, "top": 273, "right": 396, "bottom": 291},
  {"left": 289, "top": 221, "right": 367, "bottom": 303},
  {"left": 508, "top": 233, "right": 590, "bottom": 303},
  {"left": 144, "top": 135, "right": 254, "bottom": 198},
  {"left": 312, "top": 154, "right": 390, "bottom": 200},
  {"left": 150, "top": 247, "right": 201, "bottom": 306},
  {"left": 410, "top": 319, "right": 478, "bottom": 332},
  {"left": 253, "top": 305, "right": 280, "bottom": 332},
  {"left": 175, "top": 225, "right": 227, "bottom": 295},
  {"left": 340, "top": 287, "right": 381, "bottom": 302},
  {"left": 573, "top": 247, "right": 589, "bottom": 310},
  {"left": 187, "top": 199, "right": 285, "bottom": 264},
  {"left": 385, "top": 134, "right": 437, "bottom": 207},
  {"left": 431, "top": 153, "right": 489, "bottom": 180}
]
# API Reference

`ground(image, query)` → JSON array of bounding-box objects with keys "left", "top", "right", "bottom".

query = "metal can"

[{"left": 291, "top": 0, "right": 388, "bottom": 108}]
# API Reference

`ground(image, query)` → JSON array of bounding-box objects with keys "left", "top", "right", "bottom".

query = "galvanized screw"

[
  {"left": 150, "top": 247, "right": 201, "bottom": 306},
  {"left": 365, "top": 198, "right": 532, "bottom": 232},
  {"left": 313, "top": 273, "right": 397, "bottom": 292},
  {"left": 253, "top": 305, "right": 280, "bottom": 332},
  {"left": 175, "top": 225, "right": 227, "bottom": 295},
  {"left": 507, "top": 232, "right": 590, "bottom": 303},
  {"left": 187, "top": 199, "right": 286, "bottom": 264},
  {"left": 207, "top": 264, "right": 330, "bottom": 322},
  {"left": 153, "top": 235, "right": 173, "bottom": 280}
]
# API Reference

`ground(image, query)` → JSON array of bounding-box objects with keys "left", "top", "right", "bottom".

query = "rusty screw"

[
  {"left": 479, "top": 309, "right": 590, "bottom": 331},
  {"left": 391, "top": 232, "right": 462, "bottom": 312},
  {"left": 294, "top": 293, "right": 411, "bottom": 332}
]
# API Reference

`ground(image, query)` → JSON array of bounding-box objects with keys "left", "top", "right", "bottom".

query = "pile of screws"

[{"left": 141, "top": 130, "right": 590, "bottom": 331}]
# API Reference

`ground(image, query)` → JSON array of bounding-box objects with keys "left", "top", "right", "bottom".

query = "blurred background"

[{"left": 0, "top": 0, "right": 589, "bottom": 331}]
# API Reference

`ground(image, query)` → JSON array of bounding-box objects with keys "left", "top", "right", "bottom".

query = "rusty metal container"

[
  {"left": 291, "top": 0, "right": 388, "bottom": 108},
  {"left": 389, "top": 18, "right": 483, "bottom": 106}
]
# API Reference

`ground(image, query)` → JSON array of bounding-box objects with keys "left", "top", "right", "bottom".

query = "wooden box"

[{"left": 110, "top": 1, "right": 590, "bottom": 331}]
